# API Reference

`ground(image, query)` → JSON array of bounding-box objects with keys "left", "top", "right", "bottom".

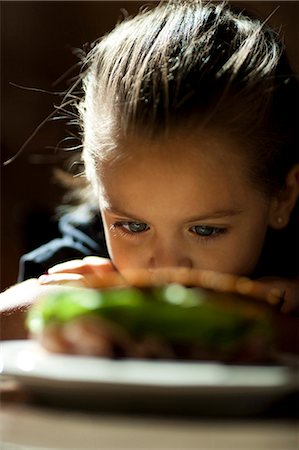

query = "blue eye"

[
  {"left": 116, "top": 222, "right": 149, "bottom": 233},
  {"left": 191, "top": 225, "right": 224, "bottom": 237}
]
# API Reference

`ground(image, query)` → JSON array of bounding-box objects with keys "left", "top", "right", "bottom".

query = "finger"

[
  {"left": 82, "top": 272, "right": 127, "bottom": 288},
  {"left": 82, "top": 256, "right": 115, "bottom": 273},
  {"left": 39, "top": 273, "right": 88, "bottom": 287},
  {"left": 48, "top": 257, "right": 113, "bottom": 275},
  {"left": 39, "top": 271, "right": 126, "bottom": 289},
  {"left": 48, "top": 259, "right": 87, "bottom": 274},
  {"left": 233, "top": 278, "right": 283, "bottom": 306},
  {"left": 257, "top": 278, "right": 299, "bottom": 313}
]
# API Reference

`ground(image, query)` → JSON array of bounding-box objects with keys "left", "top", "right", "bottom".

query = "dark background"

[{"left": 1, "top": 1, "right": 298, "bottom": 290}]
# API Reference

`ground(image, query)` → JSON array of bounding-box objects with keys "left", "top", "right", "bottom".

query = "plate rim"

[{"left": 1, "top": 339, "right": 298, "bottom": 394}]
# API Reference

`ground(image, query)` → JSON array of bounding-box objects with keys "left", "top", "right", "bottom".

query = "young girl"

[{"left": 1, "top": 0, "right": 298, "bottom": 339}]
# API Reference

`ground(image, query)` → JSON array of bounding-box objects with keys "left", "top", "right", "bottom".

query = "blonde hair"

[{"left": 71, "top": 0, "right": 298, "bottom": 206}]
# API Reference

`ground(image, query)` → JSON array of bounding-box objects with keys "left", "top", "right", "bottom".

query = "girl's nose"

[{"left": 148, "top": 247, "right": 193, "bottom": 269}]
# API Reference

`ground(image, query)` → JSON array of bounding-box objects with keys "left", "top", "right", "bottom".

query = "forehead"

[
  {"left": 98, "top": 129, "right": 254, "bottom": 212},
  {"left": 101, "top": 128, "right": 249, "bottom": 179}
]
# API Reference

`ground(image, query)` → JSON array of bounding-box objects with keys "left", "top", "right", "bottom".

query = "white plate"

[{"left": 1, "top": 340, "right": 298, "bottom": 415}]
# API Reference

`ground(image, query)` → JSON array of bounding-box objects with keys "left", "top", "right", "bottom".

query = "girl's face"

[{"left": 97, "top": 130, "right": 273, "bottom": 276}]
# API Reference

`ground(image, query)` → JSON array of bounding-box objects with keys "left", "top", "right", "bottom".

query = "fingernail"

[{"left": 39, "top": 274, "right": 50, "bottom": 284}]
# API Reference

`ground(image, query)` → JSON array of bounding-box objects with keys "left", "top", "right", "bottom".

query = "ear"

[{"left": 269, "top": 164, "right": 299, "bottom": 230}]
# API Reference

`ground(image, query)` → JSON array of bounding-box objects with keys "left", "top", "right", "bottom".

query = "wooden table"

[{"left": 1, "top": 379, "right": 298, "bottom": 450}]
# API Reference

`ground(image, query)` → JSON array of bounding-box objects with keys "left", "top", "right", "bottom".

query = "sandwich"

[{"left": 27, "top": 269, "right": 278, "bottom": 363}]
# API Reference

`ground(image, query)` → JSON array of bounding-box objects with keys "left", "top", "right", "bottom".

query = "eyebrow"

[
  {"left": 104, "top": 206, "right": 147, "bottom": 222},
  {"left": 185, "top": 209, "right": 244, "bottom": 222},
  {"left": 104, "top": 206, "right": 244, "bottom": 222}
]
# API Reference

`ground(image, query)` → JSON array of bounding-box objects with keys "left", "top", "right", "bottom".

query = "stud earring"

[{"left": 277, "top": 217, "right": 283, "bottom": 224}]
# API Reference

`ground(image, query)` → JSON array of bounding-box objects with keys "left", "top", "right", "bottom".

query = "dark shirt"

[
  {"left": 19, "top": 204, "right": 298, "bottom": 281},
  {"left": 18, "top": 208, "right": 109, "bottom": 282}
]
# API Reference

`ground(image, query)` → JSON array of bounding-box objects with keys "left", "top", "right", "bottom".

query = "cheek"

[
  {"left": 199, "top": 224, "right": 267, "bottom": 275},
  {"left": 102, "top": 225, "right": 145, "bottom": 270},
  {"left": 225, "top": 209, "right": 270, "bottom": 274},
  {"left": 108, "top": 240, "right": 146, "bottom": 270},
  {"left": 187, "top": 214, "right": 269, "bottom": 275}
]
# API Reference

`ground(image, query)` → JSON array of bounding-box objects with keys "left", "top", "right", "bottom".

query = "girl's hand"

[
  {"left": 0, "top": 279, "right": 79, "bottom": 340},
  {"left": 48, "top": 256, "right": 115, "bottom": 275},
  {"left": 0, "top": 257, "right": 116, "bottom": 340},
  {"left": 38, "top": 256, "right": 123, "bottom": 288},
  {"left": 258, "top": 277, "right": 299, "bottom": 315},
  {"left": 256, "top": 278, "right": 299, "bottom": 354}
]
